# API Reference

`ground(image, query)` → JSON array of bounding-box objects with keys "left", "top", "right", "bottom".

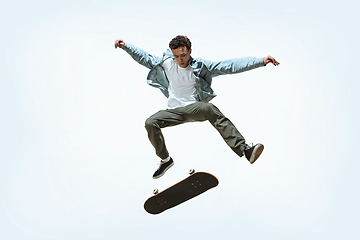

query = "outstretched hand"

[
  {"left": 114, "top": 39, "right": 125, "bottom": 49},
  {"left": 264, "top": 56, "right": 280, "bottom": 66}
]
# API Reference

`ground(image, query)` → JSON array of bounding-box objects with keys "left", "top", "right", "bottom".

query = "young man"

[{"left": 115, "top": 35, "right": 279, "bottom": 179}]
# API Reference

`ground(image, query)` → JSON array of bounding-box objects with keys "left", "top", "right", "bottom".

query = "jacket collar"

[{"left": 163, "top": 49, "right": 173, "bottom": 58}]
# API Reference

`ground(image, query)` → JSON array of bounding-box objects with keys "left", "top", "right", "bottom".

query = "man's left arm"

[{"left": 203, "top": 56, "right": 279, "bottom": 77}]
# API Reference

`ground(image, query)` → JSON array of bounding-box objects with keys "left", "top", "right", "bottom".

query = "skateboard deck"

[{"left": 144, "top": 171, "right": 219, "bottom": 214}]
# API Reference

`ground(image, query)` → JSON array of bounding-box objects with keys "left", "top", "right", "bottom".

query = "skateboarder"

[{"left": 115, "top": 35, "right": 280, "bottom": 179}]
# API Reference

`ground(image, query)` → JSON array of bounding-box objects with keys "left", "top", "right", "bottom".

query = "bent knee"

[
  {"left": 145, "top": 117, "right": 163, "bottom": 130},
  {"left": 144, "top": 117, "right": 155, "bottom": 128}
]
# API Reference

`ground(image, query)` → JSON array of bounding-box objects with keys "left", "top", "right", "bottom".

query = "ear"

[{"left": 189, "top": 49, "right": 192, "bottom": 54}]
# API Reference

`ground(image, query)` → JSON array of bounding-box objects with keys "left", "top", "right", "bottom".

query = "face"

[{"left": 171, "top": 46, "right": 192, "bottom": 68}]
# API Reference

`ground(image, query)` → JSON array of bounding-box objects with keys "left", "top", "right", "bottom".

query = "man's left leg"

[{"left": 182, "top": 102, "right": 264, "bottom": 163}]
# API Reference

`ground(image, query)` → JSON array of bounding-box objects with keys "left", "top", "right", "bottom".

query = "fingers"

[
  {"left": 114, "top": 39, "right": 125, "bottom": 48},
  {"left": 273, "top": 58, "right": 280, "bottom": 66},
  {"left": 264, "top": 56, "right": 280, "bottom": 66},
  {"left": 114, "top": 39, "right": 121, "bottom": 48},
  {"left": 272, "top": 58, "right": 280, "bottom": 66}
]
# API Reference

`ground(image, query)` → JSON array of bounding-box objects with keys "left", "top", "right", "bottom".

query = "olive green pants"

[{"left": 144, "top": 102, "right": 246, "bottom": 159}]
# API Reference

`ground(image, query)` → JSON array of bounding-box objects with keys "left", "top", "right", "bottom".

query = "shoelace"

[
  {"left": 156, "top": 160, "right": 166, "bottom": 170},
  {"left": 246, "top": 142, "right": 254, "bottom": 150}
]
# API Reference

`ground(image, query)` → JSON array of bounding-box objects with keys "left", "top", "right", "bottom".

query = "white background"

[{"left": 1, "top": 0, "right": 359, "bottom": 239}]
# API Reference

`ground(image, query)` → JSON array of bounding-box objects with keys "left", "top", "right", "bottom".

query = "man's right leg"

[
  {"left": 145, "top": 108, "right": 185, "bottom": 178},
  {"left": 145, "top": 108, "right": 185, "bottom": 159}
]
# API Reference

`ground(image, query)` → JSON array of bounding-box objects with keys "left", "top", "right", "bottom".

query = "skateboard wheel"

[
  {"left": 153, "top": 189, "right": 159, "bottom": 195},
  {"left": 189, "top": 169, "right": 195, "bottom": 175}
]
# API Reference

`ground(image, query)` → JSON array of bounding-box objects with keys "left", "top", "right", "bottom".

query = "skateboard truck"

[{"left": 152, "top": 169, "right": 195, "bottom": 195}]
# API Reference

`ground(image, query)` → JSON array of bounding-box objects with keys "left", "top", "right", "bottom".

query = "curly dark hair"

[{"left": 169, "top": 35, "right": 192, "bottom": 50}]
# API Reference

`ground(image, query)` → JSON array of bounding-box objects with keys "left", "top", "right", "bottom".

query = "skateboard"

[{"left": 144, "top": 170, "right": 219, "bottom": 214}]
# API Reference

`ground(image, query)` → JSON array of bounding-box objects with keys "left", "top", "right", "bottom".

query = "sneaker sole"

[
  {"left": 249, "top": 144, "right": 264, "bottom": 164},
  {"left": 153, "top": 161, "right": 174, "bottom": 179}
]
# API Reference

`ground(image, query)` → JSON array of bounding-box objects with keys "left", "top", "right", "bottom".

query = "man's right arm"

[{"left": 114, "top": 39, "right": 162, "bottom": 69}]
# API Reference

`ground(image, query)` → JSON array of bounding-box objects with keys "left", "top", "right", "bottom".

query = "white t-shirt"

[{"left": 161, "top": 59, "right": 198, "bottom": 109}]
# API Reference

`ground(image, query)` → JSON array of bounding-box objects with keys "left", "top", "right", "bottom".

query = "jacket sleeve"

[
  {"left": 121, "top": 42, "right": 163, "bottom": 69},
  {"left": 201, "top": 57, "right": 265, "bottom": 78}
]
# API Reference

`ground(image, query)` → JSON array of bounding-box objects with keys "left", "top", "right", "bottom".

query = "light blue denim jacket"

[{"left": 121, "top": 42, "right": 265, "bottom": 102}]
